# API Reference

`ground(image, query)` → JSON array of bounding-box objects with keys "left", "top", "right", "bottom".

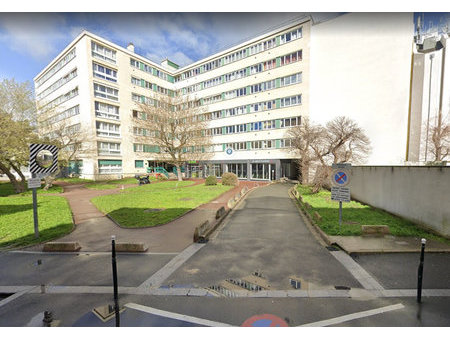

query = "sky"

[{"left": 0, "top": 9, "right": 449, "bottom": 86}]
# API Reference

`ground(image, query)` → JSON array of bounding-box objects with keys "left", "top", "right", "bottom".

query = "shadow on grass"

[
  {"left": 0, "top": 222, "right": 74, "bottom": 250},
  {"left": 0, "top": 203, "right": 33, "bottom": 216},
  {"left": 107, "top": 207, "right": 192, "bottom": 228}
]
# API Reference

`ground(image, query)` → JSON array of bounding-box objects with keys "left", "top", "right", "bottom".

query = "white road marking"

[
  {"left": 0, "top": 288, "right": 33, "bottom": 308},
  {"left": 138, "top": 243, "right": 205, "bottom": 289},
  {"left": 125, "top": 303, "right": 232, "bottom": 326},
  {"left": 299, "top": 303, "right": 405, "bottom": 327},
  {"left": 330, "top": 251, "right": 385, "bottom": 290}
]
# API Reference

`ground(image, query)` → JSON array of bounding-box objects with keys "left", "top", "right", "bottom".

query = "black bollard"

[
  {"left": 111, "top": 236, "right": 120, "bottom": 327},
  {"left": 417, "top": 238, "right": 426, "bottom": 303}
]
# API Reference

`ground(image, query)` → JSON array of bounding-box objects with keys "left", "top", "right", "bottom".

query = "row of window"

[
  {"left": 93, "top": 62, "right": 117, "bottom": 83},
  {"left": 94, "top": 83, "right": 119, "bottom": 101},
  {"left": 225, "top": 138, "right": 293, "bottom": 151},
  {"left": 92, "top": 41, "right": 116, "bottom": 64},
  {"left": 181, "top": 50, "right": 302, "bottom": 95},
  {"left": 43, "top": 105, "right": 80, "bottom": 125},
  {"left": 175, "top": 25, "right": 302, "bottom": 81},
  {"left": 43, "top": 87, "right": 79, "bottom": 110},
  {"left": 95, "top": 101, "right": 120, "bottom": 120},
  {"left": 36, "top": 48, "right": 76, "bottom": 88},
  {"left": 210, "top": 116, "right": 301, "bottom": 135},
  {"left": 203, "top": 72, "right": 302, "bottom": 105},
  {"left": 96, "top": 121, "right": 120, "bottom": 138},
  {"left": 37, "top": 68, "right": 78, "bottom": 100},
  {"left": 130, "top": 58, "right": 173, "bottom": 83},
  {"left": 98, "top": 141, "right": 121, "bottom": 156}
]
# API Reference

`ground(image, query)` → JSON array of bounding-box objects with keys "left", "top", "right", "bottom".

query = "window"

[
  {"left": 37, "top": 68, "right": 78, "bottom": 100},
  {"left": 98, "top": 160, "right": 122, "bottom": 174},
  {"left": 96, "top": 121, "right": 120, "bottom": 138},
  {"left": 92, "top": 41, "right": 116, "bottom": 63},
  {"left": 36, "top": 48, "right": 76, "bottom": 88},
  {"left": 280, "top": 95, "right": 302, "bottom": 108},
  {"left": 281, "top": 73, "right": 302, "bottom": 87},
  {"left": 43, "top": 87, "right": 79, "bottom": 110},
  {"left": 280, "top": 27, "right": 302, "bottom": 45},
  {"left": 95, "top": 101, "right": 119, "bottom": 120},
  {"left": 94, "top": 83, "right": 118, "bottom": 101},
  {"left": 93, "top": 62, "right": 117, "bottom": 82},
  {"left": 98, "top": 142, "right": 121, "bottom": 156},
  {"left": 134, "top": 144, "right": 144, "bottom": 152},
  {"left": 135, "top": 160, "right": 144, "bottom": 168}
]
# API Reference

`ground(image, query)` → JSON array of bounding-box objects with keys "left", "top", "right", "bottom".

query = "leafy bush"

[
  {"left": 221, "top": 172, "right": 238, "bottom": 186},
  {"left": 157, "top": 174, "right": 168, "bottom": 181},
  {"left": 205, "top": 175, "right": 217, "bottom": 186}
]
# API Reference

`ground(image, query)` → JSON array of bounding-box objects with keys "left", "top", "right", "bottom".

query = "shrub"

[
  {"left": 221, "top": 172, "right": 238, "bottom": 186},
  {"left": 157, "top": 174, "right": 168, "bottom": 181},
  {"left": 205, "top": 175, "right": 217, "bottom": 186}
]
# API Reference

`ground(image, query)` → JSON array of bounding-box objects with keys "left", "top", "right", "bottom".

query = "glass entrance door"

[{"left": 250, "top": 163, "right": 273, "bottom": 180}]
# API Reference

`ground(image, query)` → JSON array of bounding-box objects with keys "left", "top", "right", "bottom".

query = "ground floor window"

[
  {"left": 135, "top": 160, "right": 144, "bottom": 168},
  {"left": 98, "top": 159, "right": 122, "bottom": 174},
  {"left": 227, "top": 163, "right": 247, "bottom": 178},
  {"left": 205, "top": 164, "right": 222, "bottom": 178},
  {"left": 69, "top": 160, "right": 83, "bottom": 175},
  {"left": 251, "top": 163, "right": 273, "bottom": 180}
]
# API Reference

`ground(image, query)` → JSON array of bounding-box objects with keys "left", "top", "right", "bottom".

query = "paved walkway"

[{"left": 26, "top": 180, "right": 267, "bottom": 253}]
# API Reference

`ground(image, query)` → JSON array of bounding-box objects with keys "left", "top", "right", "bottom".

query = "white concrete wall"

[
  {"left": 310, "top": 13, "right": 414, "bottom": 165},
  {"left": 349, "top": 166, "right": 450, "bottom": 237}
]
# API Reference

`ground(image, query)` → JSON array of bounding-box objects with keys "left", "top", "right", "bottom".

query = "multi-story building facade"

[{"left": 34, "top": 17, "right": 310, "bottom": 180}]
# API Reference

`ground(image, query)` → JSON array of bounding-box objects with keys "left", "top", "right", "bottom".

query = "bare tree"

[
  {"left": 286, "top": 118, "right": 325, "bottom": 184},
  {"left": 422, "top": 110, "right": 449, "bottom": 163},
  {"left": 133, "top": 93, "right": 212, "bottom": 181},
  {"left": 286, "top": 116, "right": 371, "bottom": 192},
  {"left": 37, "top": 106, "right": 95, "bottom": 189}
]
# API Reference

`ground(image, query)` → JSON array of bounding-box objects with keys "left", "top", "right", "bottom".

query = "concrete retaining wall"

[{"left": 349, "top": 166, "right": 450, "bottom": 237}]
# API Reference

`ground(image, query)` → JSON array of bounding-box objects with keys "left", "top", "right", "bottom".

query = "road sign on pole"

[
  {"left": 330, "top": 163, "right": 351, "bottom": 228},
  {"left": 29, "top": 144, "right": 59, "bottom": 239}
]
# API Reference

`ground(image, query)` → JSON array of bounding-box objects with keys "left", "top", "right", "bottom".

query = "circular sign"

[
  {"left": 225, "top": 147, "right": 233, "bottom": 155},
  {"left": 241, "top": 314, "right": 289, "bottom": 327},
  {"left": 36, "top": 149, "right": 54, "bottom": 168},
  {"left": 332, "top": 169, "right": 349, "bottom": 187}
]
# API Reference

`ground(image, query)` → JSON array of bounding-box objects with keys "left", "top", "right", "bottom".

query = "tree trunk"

[
  {"left": 300, "top": 161, "right": 310, "bottom": 185},
  {"left": 176, "top": 164, "right": 183, "bottom": 181},
  {"left": 0, "top": 161, "right": 26, "bottom": 193}
]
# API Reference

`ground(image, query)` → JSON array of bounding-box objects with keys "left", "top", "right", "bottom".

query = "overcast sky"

[{"left": 0, "top": 11, "right": 449, "bottom": 84}]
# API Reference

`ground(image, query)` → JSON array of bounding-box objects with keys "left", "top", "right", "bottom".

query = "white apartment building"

[
  {"left": 34, "top": 17, "right": 310, "bottom": 180},
  {"left": 34, "top": 13, "right": 416, "bottom": 181}
]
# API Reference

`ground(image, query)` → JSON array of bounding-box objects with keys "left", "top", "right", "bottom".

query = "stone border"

[{"left": 43, "top": 242, "right": 81, "bottom": 252}]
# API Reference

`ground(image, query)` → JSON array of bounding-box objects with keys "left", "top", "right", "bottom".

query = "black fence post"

[
  {"left": 417, "top": 238, "right": 426, "bottom": 303},
  {"left": 111, "top": 236, "right": 120, "bottom": 327}
]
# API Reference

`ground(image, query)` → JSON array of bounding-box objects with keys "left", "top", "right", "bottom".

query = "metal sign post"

[
  {"left": 331, "top": 163, "right": 351, "bottom": 229},
  {"left": 28, "top": 144, "right": 59, "bottom": 238},
  {"left": 111, "top": 236, "right": 120, "bottom": 327}
]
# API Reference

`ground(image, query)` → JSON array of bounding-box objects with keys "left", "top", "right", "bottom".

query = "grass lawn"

[
  {"left": 84, "top": 176, "right": 161, "bottom": 190},
  {"left": 0, "top": 195, "right": 74, "bottom": 249},
  {"left": 297, "top": 184, "right": 448, "bottom": 243},
  {"left": 55, "top": 177, "right": 94, "bottom": 184},
  {"left": 91, "top": 182, "right": 232, "bottom": 228},
  {"left": 0, "top": 181, "right": 63, "bottom": 197}
]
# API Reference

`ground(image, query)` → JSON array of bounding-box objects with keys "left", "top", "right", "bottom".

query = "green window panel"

[
  {"left": 141, "top": 79, "right": 145, "bottom": 87},
  {"left": 167, "top": 75, "right": 174, "bottom": 83},
  {"left": 276, "top": 78, "right": 281, "bottom": 88},
  {"left": 275, "top": 140, "right": 281, "bottom": 149},
  {"left": 139, "top": 62, "right": 144, "bottom": 71},
  {"left": 153, "top": 84, "right": 157, "bottom": 91},
  {"left": 246, "top": 123, "right": 251, "bottom": 130},
  {"left": 222, "top": 144, "right": 226, "bottom": 151},
  {"left": 221, "top": 75, "right": 225, "bottom": 83},
  {"left": 153, "top": 69, "right": 158, "bottom": 76},
  {"left": 135, "top": 160, "right": 144, "bottom": 168},
  {"left": 222, "top": 127, "right": 226, "bottom": 134},
  {"left": 140, "top": 96, "right": 145, "bottom": 103},
  {"left": 200, "top": 98, "right": 204, "bottom": 105},
  {"left": 276, "top": 36, "right": 280, "bottom": 46},
  {"left": 276, "top": 57, "right": 281, "bottom": 67},
  {"left": 221, "top": 93, "right": 225, "bottom": 100},
  {"left": 246, "top": 105, "right": 250, "bottom": 113},
  {"left": 246, "top": 86, "right": 251, "bottom": 95},
  {"left": 99, "top": 160, "right": 122, "bottom": 165},
  {"left": 275, "top": 119, "right": 281, "bottom": 128},
  {"left": 246, "top": 141, "right": 251, "bottom": 149},
  {"left": 221, "top": 110, "right": 225, "bottom": 117},
  {"left": 276, "top": 99, "right": 281, "bottom": 109},
  {"left": 133, "top": 144, "right": 137, "bottom": 152},
  {"left": 246, "top": 67, "right": 250, "bottom": 75},
  {"left": 200, "top": 83, "right": 204, "bottom": 90}
]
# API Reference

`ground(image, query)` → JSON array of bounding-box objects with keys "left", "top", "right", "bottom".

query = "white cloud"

[{"left": 0, "top": 13, "right": 68, "bottom": 60}]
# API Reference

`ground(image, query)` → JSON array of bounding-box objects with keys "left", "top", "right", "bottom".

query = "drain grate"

[
  {"left": 207, "top": 271, "right": 271, "bottom": 297},
  {"left": 334, "top": 285, "right": 351, "bottom": 290}
]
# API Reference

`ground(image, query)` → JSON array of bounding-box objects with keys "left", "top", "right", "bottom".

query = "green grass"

[
  {"left": 0, "top": 181, "right": 63, "bottom": 197},
  {"left": 0, "top": 195, "right": 74, "bottom": 249},
  {"left": 85, "top": 176, "right": 160, "bottom": 190},
  {"left": 297, "top": 184, "right": 449, "bottom": 243},
  {"left": 91, "top": 183, "right": 232, "bottom": 228}
]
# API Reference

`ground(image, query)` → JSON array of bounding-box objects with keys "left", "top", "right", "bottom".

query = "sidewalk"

[
  {"left": 26, "top": 180, "right": 266, "bottom": 253},
  {"left": 328, "top": 235, "right": 450, "bottom": 254}
]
